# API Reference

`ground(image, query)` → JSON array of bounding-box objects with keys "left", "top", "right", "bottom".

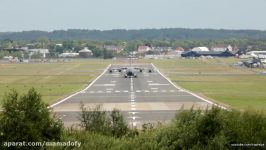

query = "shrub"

[
  {"left": 156, "top": 107, "right": 266, "bottom": 149},
  {"left": 79, "top": 104, "right": 111, "bottom": 136},
  {"left": 110, "top": 109, "right": 129, "bottom": 138},
  {"left": 0, "top": 88, "right": 63, "bottom": 149},
  {"left": 79, "top": 104, "right": 130, "bottom": 138}
]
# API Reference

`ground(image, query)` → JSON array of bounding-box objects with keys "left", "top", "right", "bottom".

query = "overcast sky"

[{"left": 0, "top": 0, "right": 266, "bottom": 32}]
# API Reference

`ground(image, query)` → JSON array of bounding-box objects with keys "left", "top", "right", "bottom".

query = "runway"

[{"left": 51, "top": 64, "right": 213, "bottom": 127}]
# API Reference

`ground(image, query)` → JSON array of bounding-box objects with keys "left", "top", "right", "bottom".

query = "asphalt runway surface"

[{"left": 52, "top": 64, "right": 212, "bottom": 128}]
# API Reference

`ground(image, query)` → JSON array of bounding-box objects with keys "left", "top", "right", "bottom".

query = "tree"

[
  {"left": 0, "top": 88, "right": 63, "bottom": 147},
  {"left": 79, "top": 104, "right": 129, "bottom": 138},
  {"left": 37, "top": 36, "right": 50, "bottom": 49},
  {"left": 103, "top": 49, "right": 114, "bottom": 59},
  {"left": 91, "top": 48, "right": 103, "bottom": 57},
  {"left": 80, "top": 104, "right": 111, "bottom": 135},
  {"left": 110, "top": 109, "right": 129, "bottom": 138},
  {"left": 1, "top": 39, "right": 13, "bottom": 49}
]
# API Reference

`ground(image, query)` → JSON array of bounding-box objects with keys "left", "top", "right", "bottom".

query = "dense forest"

[{"left": 1, "top": 28, "right": 266, "bottom": 41}]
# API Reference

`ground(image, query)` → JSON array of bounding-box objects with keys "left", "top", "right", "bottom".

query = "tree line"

[{"left": 1, "top": 28, "right": 266, "bottom": 41}]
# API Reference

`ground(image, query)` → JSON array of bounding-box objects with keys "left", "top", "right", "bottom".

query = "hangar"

[{"left": 181, "top": 50, "right": 236, "bottom": 57}]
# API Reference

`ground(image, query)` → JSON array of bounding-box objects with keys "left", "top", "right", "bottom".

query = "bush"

[
  {"left": 50, "top": 106, "right": 266, "bottom": 149},
  {"left": 79, "top": 104, "right": 130, "bottom": 138},
  {"left": 110, "top": 109, "right": 129, "bottom": 138},
  {"left": 0, "top": 88, "right": 63, "bottom": 149},
  {"left": 80, "top": 104, "right": 111, "bottom": 135},
  {"left": 156, "top": 107, "right": 266, "bottom": 150}
]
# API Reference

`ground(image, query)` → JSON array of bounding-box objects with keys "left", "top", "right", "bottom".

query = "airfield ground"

[
  {"left": 0, "top": 59, "right": 111, "bottom": 106},
  {"left": 52, "top": 64, "right": 213, "bottom": 127},
  {"left": 0, "top": 58, "right": 266, "bottom": 112},
  {"left": 151, "top": 58, "right": 266, "bottom": 110}
]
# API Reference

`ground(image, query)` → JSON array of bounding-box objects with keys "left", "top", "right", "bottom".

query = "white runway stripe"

[
  {"left": 78, "top": 90, "right": 179, "bottom": 94},
  {"left": 94, "top": 84, "right": 116, "bottom": 87},
  {"left": 149, "top": 83, "right": 169, "bottom": 86}
]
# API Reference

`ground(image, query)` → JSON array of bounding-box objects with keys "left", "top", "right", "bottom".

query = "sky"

[{"left": 0, "top": 0, "right": 266, "bottom": 32}]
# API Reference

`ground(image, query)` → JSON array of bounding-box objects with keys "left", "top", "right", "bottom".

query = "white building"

[
  {"left": 138, "top": 46, "right": 151, "bottom": 53},
  {"left": 211, "top": 45, "right": 233, "bottom": 52},
  {"left": 58, "top": 52, "right": 79, "bottom": 58},
  {"left": 104, "top": 45, "right": 123, "bottom": 53},
  {"left": 246, "top": 51, "right": 266, "bottom": 59},
  {"left": 27, "top": 49, "right": 50, "bottom": 58},
  {"left": 79, "top": 47, "right": 93, "bottom": 58},
  {"left": 191, "top": 47, "right": 209, "bottom": 52}
]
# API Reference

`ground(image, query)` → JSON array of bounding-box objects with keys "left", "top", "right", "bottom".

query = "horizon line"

[{"left": 1, "top": 27, "right": 266, "bottom": 33}]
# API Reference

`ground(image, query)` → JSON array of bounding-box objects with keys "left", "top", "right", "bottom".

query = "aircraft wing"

[
  {"left": 133, "top": 67, "right": 154, "bottom": 73},
  {"left": 108, "top": 67, "right": 127, "bottom": 73}
]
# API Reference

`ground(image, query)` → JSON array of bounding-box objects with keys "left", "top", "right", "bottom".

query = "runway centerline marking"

[{"left": 130, "top": 77, "right": 138, "bottom": 125}]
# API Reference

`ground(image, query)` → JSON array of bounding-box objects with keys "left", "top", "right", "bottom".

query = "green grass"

[
  {"left": 1, "top": 58, "right": 266, "bottom": 110},
  {"left": 0, "top": 59, "right": 111, "bottom": 106},
  {"left": 151, "top": 58, "right": 266, "bottom": 110}
]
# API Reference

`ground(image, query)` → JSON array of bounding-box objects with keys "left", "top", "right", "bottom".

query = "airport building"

[
  {"left": 191, "top": 47, "right": 209, "bottom": 52},
  {"left": 78, "top": 47, "right": 93, "bottom": 58},
  {"left": 27, "top": 49, "right": 50, "bottom": 58},
  {"left": 181, "top": 50, "right": 236, "bottom": 57}
]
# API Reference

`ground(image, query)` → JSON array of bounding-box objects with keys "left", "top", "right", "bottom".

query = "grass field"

[
  {"left": 1, "top": 58, "right": 265, "bottom": 111},
  {"left": 151, "top": 58, "right": 266, "bottom": 110},
  {"left": 0, "top": 59, "right": 111, "bottom": 106}
]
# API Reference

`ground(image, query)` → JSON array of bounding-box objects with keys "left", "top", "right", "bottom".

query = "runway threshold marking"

[
  {"left": 94, "top": 84, "right": 116, "bottom": 87},
  {"left": 81, "top": 90, "right": 184, "bottom": 94}
]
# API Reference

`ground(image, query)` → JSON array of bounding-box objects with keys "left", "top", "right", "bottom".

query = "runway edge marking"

[
  {"left": 48, "top": 64, "right": 111, "bottom": 108},
  {"left": 151, "top": 63, "right": 227, "bottom": 110}
]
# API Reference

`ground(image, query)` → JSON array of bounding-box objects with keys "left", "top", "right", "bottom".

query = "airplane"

[
  {"left": 241, "top": 52, "right": 266, "bottom": 68},
  {"left": 108, "top": 55, "right": 154, "bottom": 78},
  {"left": 108, "top": 66, "right": 153, "bottom": 78}
]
